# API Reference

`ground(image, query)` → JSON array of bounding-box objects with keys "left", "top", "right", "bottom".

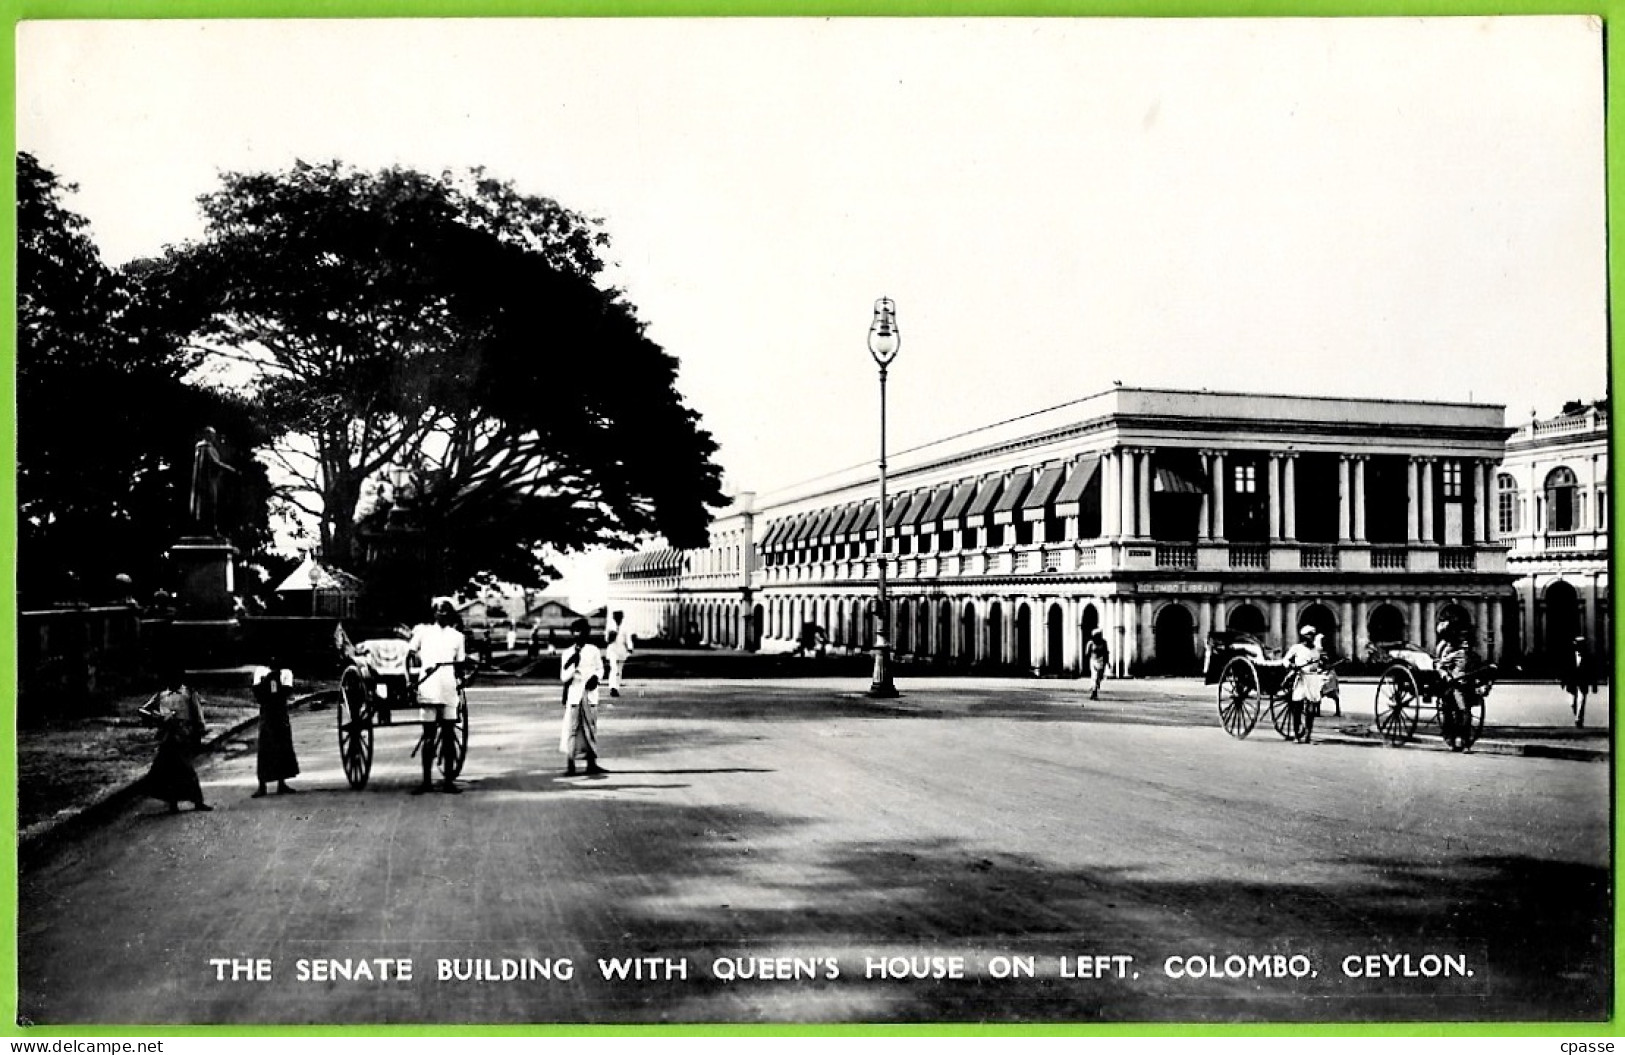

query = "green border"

[{"left": 0, "top": 0, "right": 1617, "bottom": 1040}]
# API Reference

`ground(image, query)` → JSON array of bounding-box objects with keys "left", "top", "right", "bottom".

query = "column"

[
  {"left": 1212, "top": 451, "right": 1228, "bottom": 540},
  {"left": 1137, "top": 600, "right": 1154, "bottom": 672},
  {"left": 1282, "top": 453, "right": 1298, "bottom": 540},
  {"left": 1197, "top": 452, "right": 1212, "bottom": 541},
  {"left": 1489, "top": 597, "right": 1504, "bottom": 663},
  {"left": 1407, "top": 600, "right": 1423, "bottom": 644},
  {"left": 1472, "top": 460, "right": 1488, "bottom": 544},
  {"left": 1103, "top": 449, "right": 1121, "bottom": 539},
  {"left": 1061, "top": 598, "right": 1079, "bottom": 673},
  {"left": 1338, "top": 600, "right": 1355, "bottom": 659},
  {"left": 1337, "top": 456, "right": 1352, "bottom": 543},
  {"left": 1353, "top": 457, "right": 1368, "bottom": 542},
  {"left": 1353, "top": 599, "right": 1369, "bottom": 655},
  {"left": 1138, "top": 449, "right": 1153, "bottom": 540},
  {"left": 1267, "top": 454, "right": 1282, "bottom": 541},
  {"left": 1584, "top": 574, "right": 1599, "bottom": 646},
  {"left": 1196, "top": 599, "right": 1213, "bottom": 654},
  {"left": 1420, "top": 458, "right": 1435, "bottom": 543},
  {"left": 1267, "top": 599, "right": 1284, "bottom": 648},
  {"left": 1406, "top": 458, "right": 1421, "bottom": 543},
  {"left": 1473, "top": 599, "right": 1489, "bottom": 650},
  {"left": 1119, "top": 449, "right": 1138, "bottom": 539},
  {"left": 1421, "top": 600, "right": 1437, "bottom": 649},
  {"left": 1124, "top": 599, "right": 1141, "bottom": 677},
  {"left": 1484, "top": 461, "right": 1499, "bottom": 543},
  {"left": 1588, "top": 453, "right": 1601, "bottom": 538}
]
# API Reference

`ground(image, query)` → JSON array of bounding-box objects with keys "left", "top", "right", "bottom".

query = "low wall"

[{"left": 18, "top": 607, "right": 144, "bottom": 722}]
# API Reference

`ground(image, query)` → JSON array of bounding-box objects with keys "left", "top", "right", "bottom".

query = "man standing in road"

[
  {"left": 408, "top": 598, "right": 467, "bottom": 795},
  {"left": 560, "top": 618, "right": 608, "bottom": 776},
  {"left": 604, "top": 610, "right": 633, "bottom": 698},
  {"left": 1085, "top": 629, "right": 1111, "bottom": 701}
]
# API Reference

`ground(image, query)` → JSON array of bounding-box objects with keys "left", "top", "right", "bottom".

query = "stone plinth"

[{"left": 170, "top": 537, "right": 238, "bottom": 619}]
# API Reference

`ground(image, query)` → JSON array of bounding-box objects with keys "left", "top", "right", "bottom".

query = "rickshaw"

[
  {"left": 1206, "top": 631, "right": 1338, "bottom": 742},
  {"left": 1370, "top": 642, "right": 1496, "bottom": 751},
  {"left": 335, "top": 632, "right": 471, "bottom": 789}
]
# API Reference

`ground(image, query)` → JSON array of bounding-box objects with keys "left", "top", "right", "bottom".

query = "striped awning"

[
  {"left": 1052, "top": 454, "right": 1102, "bottom": 518},
  {"left": 1155, "top": 465, "right": 1207, "bottom": 495},
  {"left": 992, "top": 469, "right": 1034, "bottom": 525},
  {"left": 854, "top": 500, "right": 880, "bottom": 541},
  {"left": 829, "top": 502, "right": 863, "bottom": 542},
  {"left": 1018, "top": 461, "right": 1067, "bottom": 522},
  {"left": 759, "top": 518, "right": 791, "bottom": 551},
  {"left": 886, "top": 490, "right": 922, "bottom": 530},
  {"left": 808, "top": 506, "right": 844, "bottom": 544},
  {"left": 788, "top": 511, "right": 820, "bottom": 546},
  {"left": 939, "top": 477, "right": 982, "bottom": 531},
  {"left": 897, "top": 488, "right": 939, "bottom": 536},
  {"left": 919, "top": 486, "right": 953, "bottom": 531},
  {"left": 963, "top": 475, "right": 1005, "bottom": 524}
]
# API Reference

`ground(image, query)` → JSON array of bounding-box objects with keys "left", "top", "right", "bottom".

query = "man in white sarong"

[
  {"left": 604, "top": 610, "right": 633, "bottom": 698},
  {"left": 408, "top": 599, "right": 467, "bottom": 794},
  {"left": 560, "top": 618, "right": 607, "bottom": 776}
]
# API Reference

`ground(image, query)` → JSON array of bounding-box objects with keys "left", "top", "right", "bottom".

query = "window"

[
  {"left": 1544, "top": 466, "right": 1578, "bottom": 532},
  {"left": 1233, "top": 464, "right": 1257, "bottom": 494},
  {"left": 1497, "top": 474, "right": 1518, "bottom": 534},
  {"left": 1015, "top": 521, "right": 1034, "bottom": 546},
  {"left": 1441, "top": 461, "right": 1462, "bottom": 499}
]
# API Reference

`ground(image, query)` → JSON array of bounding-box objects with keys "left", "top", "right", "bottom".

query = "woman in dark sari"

[
  {"left": 137, "top": 670, "right": 213, "bottom": 814},
  {"left": 251, "top": 663, "right": 300, "bottom": 797}
]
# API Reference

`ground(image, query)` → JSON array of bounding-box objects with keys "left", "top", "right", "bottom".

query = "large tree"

[
  {"left": 17, "top": 152, "right": 273, "bottom": 606},
  {"left": 146, "top": 161, "right": 725, "bottom": 588}
]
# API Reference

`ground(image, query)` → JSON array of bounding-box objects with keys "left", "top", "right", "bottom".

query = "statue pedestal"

[
  {"left": 166, "top": 537, "right": 241, "bottom": 664},
  {"left": 171, "top": 537, "right": 238, "bottom": 619}
]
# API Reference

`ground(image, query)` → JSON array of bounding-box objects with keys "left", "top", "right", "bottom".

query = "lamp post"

[{"left": 867, "top": 297, "right": 901, "bottom": 698}]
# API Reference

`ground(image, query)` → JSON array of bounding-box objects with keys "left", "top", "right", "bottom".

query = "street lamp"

[{"left": 868, "top": 297, "right": 901, "bottom": 698}]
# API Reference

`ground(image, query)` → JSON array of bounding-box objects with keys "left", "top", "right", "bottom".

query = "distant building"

[
  {"left": 1499, "top": 399, "right": 1609, "bottom": 668},
  {"left": 610, "top": 388, "right": 1524, "bottom": 675}
]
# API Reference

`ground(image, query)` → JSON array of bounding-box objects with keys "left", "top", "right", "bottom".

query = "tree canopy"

[
  {"left": 147, "top": 161, "right": 726, "bottom": 591},
  {"left": 17, "top": 152, "right": 273, "bottom": 607}
]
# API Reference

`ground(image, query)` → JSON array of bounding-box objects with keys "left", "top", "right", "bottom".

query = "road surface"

[{"left": 17, "top": 675, "right": 1611, "bottom": 1025}]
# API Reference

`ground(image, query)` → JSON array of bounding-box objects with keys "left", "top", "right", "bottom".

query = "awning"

[
  {"left": 1052, "top": 454, "right": 1102, "bottom": 518},
  {"left": 828, "top": 502, "right": 863, "bottom": 542},
  {"left": 1018, "top": 461, "right": 1067, "bottom": 521},
  {"left": 759, "top": 518, "right": 791, "bottom": 551},
  {"left": 992, "top": 469, "right": 1034, "bottom": 525},
  {"left": 918, "top": 486, "right": 953, "bottom": 531},
  {"left": 788, "top": 512, "right": 820, "bottom": 546},
  {"left": 808, "top": 506, "right": 843, "bottom": 544},
  {"left": 886, "top": 490, "right": 923, "bottom": 530},
  {"left": 939, "top": 477, "right": 981, "bottom": 531},
  {"left": 963, "top": 475, "right": 1005, "bottom": 525},
  {"left": 1155, "top": 465, "right": 1207, "bottom": 495},
  {"left": 853, "top": 500, "right": 880, "bottom": 541},
  {"left": 897, "top": 488, "right": 938, "bottom": 536}
]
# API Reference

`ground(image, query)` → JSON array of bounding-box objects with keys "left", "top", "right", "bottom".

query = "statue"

[{"left": 189, "top": 427, "right": 238, "bottom": 536}]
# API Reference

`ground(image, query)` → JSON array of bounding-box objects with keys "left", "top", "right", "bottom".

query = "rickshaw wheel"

[
  {"left": 1269, "top": 675, "right": 1313, "bottom": 743},
  {"left": 1218, "top": 657, "right": 1262, "bottom": 739},
  {"left": 1374, "top": 665, "right": 1420, "bottom": 746},
  {"left": 438, "top": 691, "right": 470, "bottom": 780},
  {"left": 338, "top": 667, "right": 375, "bottom": 790},
  {"left": 1441, "top": 689, "right": 1486, "bottom": 752}
]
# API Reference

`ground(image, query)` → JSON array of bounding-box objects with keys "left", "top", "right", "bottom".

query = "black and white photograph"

[{"left": 12, "top": 16, "right": 1612, "bottom": 1028}]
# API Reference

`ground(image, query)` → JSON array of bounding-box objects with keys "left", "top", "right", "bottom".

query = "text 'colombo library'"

[{"left": 609, "top": 387, "right": 1608, "bottom": 677}]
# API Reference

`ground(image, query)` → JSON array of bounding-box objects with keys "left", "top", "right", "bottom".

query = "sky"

[{"left": 16, "top": 16, "right": 1609, "bottom": 586}]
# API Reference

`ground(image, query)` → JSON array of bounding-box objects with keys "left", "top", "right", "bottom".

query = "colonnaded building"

[
  {"left": 609, "top": 387, "right": 1606, "bottom": 677},
  {"left": 1498, "top": 399, "right": 1610, "bottom": 667}
]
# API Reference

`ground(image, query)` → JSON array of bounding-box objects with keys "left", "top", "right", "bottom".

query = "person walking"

[
  {"left": 604, "top": 613, "right": 633, "bottom": 698},
  {"left": 407, "top": 599, "right": 468, "bottom": 795},
  {"left": 1560, "top": 636, "right": 1598, "bottom": 728},
  {"left": 1084, "top": 629, "right": 1111, "bottom": 700},
  {"left": 136, "top": 669, "right": 213, "bottom": 814},
  {"left": 250, "top": 662, "right": 300, "bottom": 798},
  {"left": 560, "top": 618, "right": 608, "bottom": 776}
]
